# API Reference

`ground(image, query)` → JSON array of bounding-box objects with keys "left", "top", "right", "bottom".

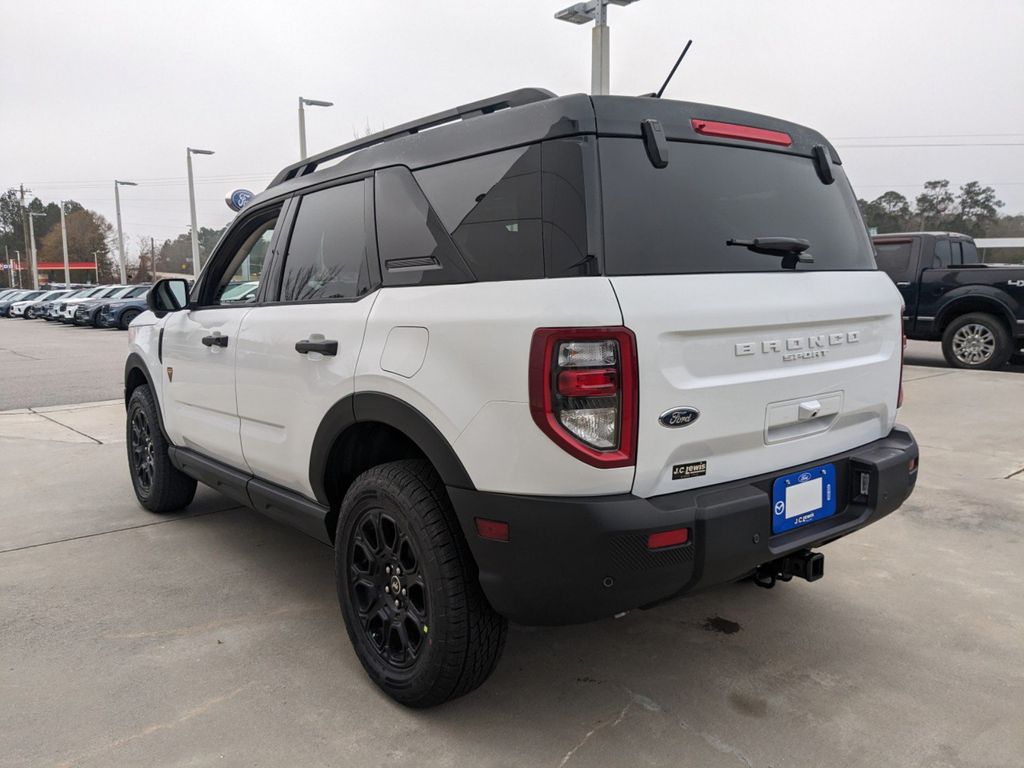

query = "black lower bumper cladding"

[{"left": 449, "top": 427, "right": 918, "bottom": 626}]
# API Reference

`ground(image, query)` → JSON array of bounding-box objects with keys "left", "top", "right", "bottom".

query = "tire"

[
  {"left": 24, "top": 308, "right": 34, "bottom": 319},
  {"left": 119, "top": 308, "right": 140, "bottom": 330},
  {"left": 941, "top": 312, "right": 1013, "bottom": 370},
  {"left": 126, "top": 384, "right": 197, "bottom": 513},
  {"left": 335, "top": 459, "right": 507, "bottom": 708}
]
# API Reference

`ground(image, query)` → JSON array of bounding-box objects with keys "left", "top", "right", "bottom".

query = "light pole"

[
  {"left": 186, "top": 147, "right": 215, "bottom": 280},
  {"left": 554, "top": 0, "right": 641, "bottom": 95},
  {"left": 28, "top": 211, "right": 46, "bottom": 289},
  {"left": 114, "top": 180, "right": 137, "bottom": 284},
  {"left": 298, "top": 97, "right": 333, "bottom": 160},
  {"left": 59, "top": 202, "right": 71, "bottom": 287}
]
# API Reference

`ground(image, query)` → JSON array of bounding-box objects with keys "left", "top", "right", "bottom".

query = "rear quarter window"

[{"left": 600, "top": 139, "right": 876, "bottom": 275}]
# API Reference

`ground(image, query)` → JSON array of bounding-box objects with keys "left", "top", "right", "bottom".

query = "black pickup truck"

[{"left": 872, "top": 232, "right": 1024, "bottom": 369}]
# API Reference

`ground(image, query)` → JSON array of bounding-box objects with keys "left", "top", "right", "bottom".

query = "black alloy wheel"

[
  {"left": 125, "top": 384, "right": 197, "bottom": 512},
  {"left": 336, "top": 460, "right": 507, "bottom": 707},
  {"left": 348, "top": 507, "right": 430, "bottom": 670}
]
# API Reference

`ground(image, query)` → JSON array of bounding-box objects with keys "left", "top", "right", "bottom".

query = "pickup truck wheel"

[
  {"left": 336, "top": 459, "right": 507, "bottom": 707},
  {"left": 941, "top": 313, "right": 1012, "bottom": 370},
  {"left": 126, "top": 385, "right": 197, "bottom": 513}
]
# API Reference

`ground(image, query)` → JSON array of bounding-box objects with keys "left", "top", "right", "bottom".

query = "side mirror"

[{"left": 147, "top": 278, "right": 189, "bottom": 317}]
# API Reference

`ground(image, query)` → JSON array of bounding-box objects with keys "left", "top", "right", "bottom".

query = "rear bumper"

[{"left": 449, "top": 426, "right": 918, "bottom": 626}]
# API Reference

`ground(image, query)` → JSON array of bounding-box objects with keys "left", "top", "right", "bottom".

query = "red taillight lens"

[
  {"left": 647, "top": 527, "right": 689, "bottom": 550},
  {"left": 556, "top": 368, "right": 618, "bottom": 397},
  {"left": 691, "top": 118, "right": 793, "bottom": 147},
  {"left": 529, "top": 327, "right": 638, "bottom": 468}
]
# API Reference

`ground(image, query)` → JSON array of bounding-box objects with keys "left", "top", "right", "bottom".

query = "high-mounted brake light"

[
  {"left": 529, "top": 327, "right": 638, "bottom": 468},
  {"left": 691, "top": 118, "right": 793, "bottom": 147}
]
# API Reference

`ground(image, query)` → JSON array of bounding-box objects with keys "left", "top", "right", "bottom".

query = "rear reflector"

[
  {"left": 691, "top": 118, "right": 793, "bottom": 147},
  {"left": 909, "top": 457, "right": 918, "bottom": 473},
  {"left": 475, "top": 518, "right": 510, "bottom": 542},
  {"left": 647, "top": 528, "right": 689, "bottom": 550}
]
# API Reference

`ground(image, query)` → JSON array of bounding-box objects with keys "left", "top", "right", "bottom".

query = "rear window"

[
  {"left": 874, "top": 241, "right": 914, "bottom": 280},
  {"left": 600, "top": 139, "right": 875, "bottom": 274}
]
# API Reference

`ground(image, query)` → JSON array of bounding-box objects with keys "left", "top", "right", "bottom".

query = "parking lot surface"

[
  {"left": 2, "top": 337, "right": 1023, "bottom": 767},
  {"left": 0, "top": 319, "right": 127, "bottom": 410}
]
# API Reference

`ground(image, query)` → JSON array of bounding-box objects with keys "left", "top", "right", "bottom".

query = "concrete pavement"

[{"left": 1, "top": 367, "right": 1023, "bottom": 767}]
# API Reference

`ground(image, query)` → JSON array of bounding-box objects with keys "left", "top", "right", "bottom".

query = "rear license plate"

[{"left": 771, "top": 464, "right": 836, "bottom": 534}]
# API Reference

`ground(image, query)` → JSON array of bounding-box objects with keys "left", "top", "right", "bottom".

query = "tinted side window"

[
  {"left": 961, "top": 240, "right": 980, "bottom": 264},
  {"left": 542, "top": 137, "right": 601, "bottom": 277},
  {"left": 280, "top": 181, "right": 371, "bottom": 302},
  {"left": 933, "top": 239, "right": 952, "bottom": 268},
  {"left": 874, "top": 241, "right": 913, "bottom": 280},
  {"left": 415, "top": 145, "right": 543, "bottom": 281},
  {"left": 374, "top": 166, "right": 473, "bottom": 286},
  {"left": 950, "top": 241, "right": 963, "bottom": 265}
]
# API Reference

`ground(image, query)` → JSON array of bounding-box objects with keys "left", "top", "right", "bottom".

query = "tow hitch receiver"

[{"left": 754, "top": 549, "right": 825, "bottom": 589}]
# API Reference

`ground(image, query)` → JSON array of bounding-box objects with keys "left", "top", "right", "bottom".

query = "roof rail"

[{"left": 268, "top": 87, "right": 556, "bottom": 188}]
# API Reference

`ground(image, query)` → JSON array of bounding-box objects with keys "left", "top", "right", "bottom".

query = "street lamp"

[
  {"left": 114, "top": 180, "right": 137, "bottom": 284},
  {"left": 298, "top": 97, "right": 334, "bottom": 160},
  {"left": 59, "top": 202, "right": 71, "bottom": 287},
  {"left": 186, "top": 147, "right": 215, "bottom": 280},
  {"left": 27, "top": 211, "right": 46, "bottom": 289},
  {"left": 554, "top": 0, "right": 641, "bottom": 95}
]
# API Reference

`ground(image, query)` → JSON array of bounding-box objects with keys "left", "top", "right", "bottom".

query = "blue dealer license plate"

[{"left": 771, "top": 464, "right": 836, "bottom": 534}]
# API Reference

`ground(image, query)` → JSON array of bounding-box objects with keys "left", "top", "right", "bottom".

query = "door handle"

[
  {"left": 295, "top": 337, "right": 338, "bottom": 356},
  {"left": 202, "top": 333, "right": 229, "bottom": 348},
  {"left": 895, "top": 281, "right": 911, "bottom": 287}
]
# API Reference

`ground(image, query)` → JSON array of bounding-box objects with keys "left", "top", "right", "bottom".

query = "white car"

[
  {"left": 56, "top": 285, "right": 128, "bottom": 322},
  {"left": 10, "top": 289, "right": 72, "bottom": 318},
  {"left": 123, "top": 88, "right": 919, "bottom": 707}
]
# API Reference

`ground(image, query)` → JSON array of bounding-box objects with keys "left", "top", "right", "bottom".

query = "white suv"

[{"left": 124, "top": 89, "right": 919, "bottom": 707}]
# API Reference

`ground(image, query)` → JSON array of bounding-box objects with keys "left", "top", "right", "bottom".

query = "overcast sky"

[{"left": 2, "top": 0, "right": 1022, "bottom": 252}]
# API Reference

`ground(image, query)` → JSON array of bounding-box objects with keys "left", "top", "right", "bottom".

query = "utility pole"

[
  {"left": 4, "top": 245, "right": 10, "bottom": 289},
  {"left": 14, "top": 250, "right": 22, "bottom": 288},
  {"left": 60, "top": 203, "right": 71, "bottom": 286},
  {"left": 19, "top": 185, "right": 30, "bottom": 288},
  {"left": 91, "top": 250, "right": 102, "bottom": 284},
  {"left": 151, "top": 236, "right": 156, "bottom": 282}
]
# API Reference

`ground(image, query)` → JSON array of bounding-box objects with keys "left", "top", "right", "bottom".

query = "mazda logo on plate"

[{"left": 659, "top": 407, "right": 700, "bottom": 428}]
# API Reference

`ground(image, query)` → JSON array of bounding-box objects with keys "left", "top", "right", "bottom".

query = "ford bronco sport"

[{"left": 124, "top": 88, "right": 919, "bottom": 707}]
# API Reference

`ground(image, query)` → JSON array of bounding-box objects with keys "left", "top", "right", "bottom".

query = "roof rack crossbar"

[{"left": 268, "top": 87, "right": 556, "bottom": 188}]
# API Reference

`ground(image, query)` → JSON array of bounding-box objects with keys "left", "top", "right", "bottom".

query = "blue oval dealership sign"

[{"left": 226, "top": 188, "right": 254, "bottom": 212}]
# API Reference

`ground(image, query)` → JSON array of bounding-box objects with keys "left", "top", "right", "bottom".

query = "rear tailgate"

[
  {"left": 594, "top": 101, "right": 902, "bottom": 498},
  {"left": 612, "top": 271, "right": 902, "bottom": 497}
]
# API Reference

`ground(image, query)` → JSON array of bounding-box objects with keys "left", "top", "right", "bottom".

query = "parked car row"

[
  {"left": 0, "top": 279, "right": 256, "bottom": 329},
  {"left": 0, "top": 284, "right": 150, "bottom": 329}
]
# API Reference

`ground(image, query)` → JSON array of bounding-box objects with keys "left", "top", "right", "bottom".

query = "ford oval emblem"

[{"left": 659, "top": 407, "right": 700, "bottom": 428}]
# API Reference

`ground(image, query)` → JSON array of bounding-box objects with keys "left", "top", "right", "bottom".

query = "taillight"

[{"left": 529, "top": 327, "right": 638, "bottom": 468}]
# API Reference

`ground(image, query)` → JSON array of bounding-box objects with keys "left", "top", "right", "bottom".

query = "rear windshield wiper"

[{"left": 726, "top": 237, "right": 814, "bottom": 270}]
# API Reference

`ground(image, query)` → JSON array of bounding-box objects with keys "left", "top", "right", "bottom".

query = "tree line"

[
  {"left": 0, "top": 187, "right": 226, "bottom": 287},
  {"left": 857, "top": 179, "right": 1019, "bottom": 238}
]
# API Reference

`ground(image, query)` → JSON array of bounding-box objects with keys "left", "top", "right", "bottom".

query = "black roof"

[{"left": 248, "top": 89, "right": 840, "bottom": 209}]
